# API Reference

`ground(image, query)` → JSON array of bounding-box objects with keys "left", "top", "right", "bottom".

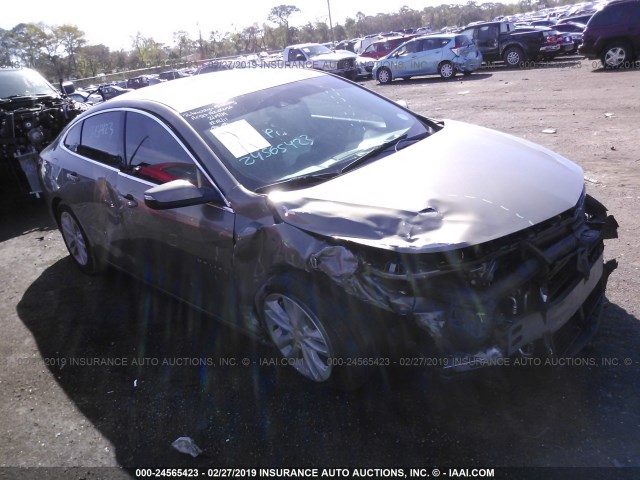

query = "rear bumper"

[{"left": 540, "top": 45, "right": 562, "bottom": 53}]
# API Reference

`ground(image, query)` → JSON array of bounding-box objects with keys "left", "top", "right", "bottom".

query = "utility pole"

[{"left": 327, "top": 0, "right": 335, "bottom": 44}]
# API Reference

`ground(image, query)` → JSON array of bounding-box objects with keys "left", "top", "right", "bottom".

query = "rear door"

[
  {"left": 57, "top": 111, "right": 125, "bottom": 261},
  {"left": 411, "top": 38, "right": 445, "bottom": 75},
  {"left": 476, "top": 24, "right": 500, "bottom": 59}
]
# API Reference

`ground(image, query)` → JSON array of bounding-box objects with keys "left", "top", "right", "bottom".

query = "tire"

[
  {"left": 601, "top": 42, "right": 631, "bottom": 69},
  {"left": 259, "top": 272, "right": 380, "bottom": 389},
  {"left": 503, "top": 46, "right": 525, "bottom": 67},
  {"left": 376, "top": 67, "right": 392, "bottom": 84},
  {"left": 438, "top": 61, "right": 455, "bottom": 79},
  {"left": 57, "top": 206, "right": 102, "bottom": 275}
]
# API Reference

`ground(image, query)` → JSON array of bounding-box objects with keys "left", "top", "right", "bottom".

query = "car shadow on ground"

[
  {"left": 393, "top": 72, "right": 493, "bottom": 85},
  {"left": 0, "top": 189, "right": 55, "bottom": 243},
  {"left": 16, "top": 258, "right": 640, "bottom": 472}
]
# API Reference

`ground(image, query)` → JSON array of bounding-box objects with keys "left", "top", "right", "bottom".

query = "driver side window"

[
  {"left": 288, "top": 49, "right": 303, "bottom": 62},
  {"left": 124, "top": 112, "right": 211, "bottom": 188}
]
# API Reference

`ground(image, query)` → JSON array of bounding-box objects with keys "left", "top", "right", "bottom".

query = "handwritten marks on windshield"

[{"left": 239, "top": 134, "right": 313, "bottom": 166}]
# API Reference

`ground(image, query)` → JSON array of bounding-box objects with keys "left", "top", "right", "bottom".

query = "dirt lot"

[{"left": 1, "top": 57, "right": 639, "bottom": 479}]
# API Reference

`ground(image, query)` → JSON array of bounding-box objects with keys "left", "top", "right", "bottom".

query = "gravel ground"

[{"left": 0, "top": 57, "right": 639, "bottom": 480}]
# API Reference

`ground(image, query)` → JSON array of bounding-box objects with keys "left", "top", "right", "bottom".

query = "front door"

[{"left": 115, "top": 111, "right": 237, "bottom": 320}]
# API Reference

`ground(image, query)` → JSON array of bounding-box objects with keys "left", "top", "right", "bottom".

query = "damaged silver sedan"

[{"left": 38, "top": 68, "right": 618, "bottom": 388}]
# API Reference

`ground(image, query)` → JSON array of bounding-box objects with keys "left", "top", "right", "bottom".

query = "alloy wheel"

[
  {"left": 60, "top": 211, "right": 89, "bottom": 266},
  {"left": 263, "top": 293, "right": 333, "bottom": 382}
]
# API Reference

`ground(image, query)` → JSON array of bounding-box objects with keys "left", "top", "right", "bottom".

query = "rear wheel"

[
  {"left": 503, "top": 46, "right": 524, "bottom": 67},
  {"left": 438, "top": 61, "right": 455, "bottom": 79},
  {"left": 601, "top": 42, "right": 631, "bottom": 69},
  {"left": 259, "top": 273, "right": 381, "bottom": 389},
  {"left": 376, "top": 67, "right": 392, "bottom": 84},
  {"left": 57, "top": 206, "right": 102, "bottom": 274}
]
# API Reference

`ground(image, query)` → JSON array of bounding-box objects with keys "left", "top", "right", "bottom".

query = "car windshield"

[
  {"left": 301, "top": 45, "right": 333, "bottom": 56},
  {"left": 0, "top": 69, "right": 59, "bottom": 98},
  {"left": 182, "top": 75, "right": 432, "bottom": 191}
]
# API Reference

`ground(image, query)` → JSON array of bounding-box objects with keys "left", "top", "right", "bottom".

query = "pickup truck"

[
  {"left": 459, "top": 21, "right": 556, "bottom": 66},
  {"left": 283, "top": 43, "right": 358, "bottom": 78}
]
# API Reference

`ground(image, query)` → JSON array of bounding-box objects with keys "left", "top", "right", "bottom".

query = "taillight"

[{"left": 451, "top": 37, "right": 463, "bottom": 56}]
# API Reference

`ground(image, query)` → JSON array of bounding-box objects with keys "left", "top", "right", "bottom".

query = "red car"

[{"left": 360, "top": 35, "right": 418, "bottom": 60}]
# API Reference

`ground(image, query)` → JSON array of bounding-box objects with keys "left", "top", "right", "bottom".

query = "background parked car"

[
  {"left": 552, "top": 22, "right": 586, "bottom": 52},
  {"left": 68, "top": 90, "right": 103, "bottom": 106},
  {"left": 126, "top": 75, "right": 164, "bottom": 89},
  {"left": 373, "top": 34, "right": 483, "bottom": 83},
  {"left": 580, "top": 0, "right": 640, "bottom": 68},
  {"left": 361, "top": 35, "right": 417, "bottom": 60},
  {"left": 96, "top": 84, "right": 133, "bottom": 100},
  {"left": 158, "top": 70, "right": 191, "bottom": 81},
  {"left": 557, "top": 13, "right": 594, "bottom": 25}
]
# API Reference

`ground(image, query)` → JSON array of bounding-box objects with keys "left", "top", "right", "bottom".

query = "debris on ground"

[{"left": 172, "top": 437, "right": 202, "bottom": 458}]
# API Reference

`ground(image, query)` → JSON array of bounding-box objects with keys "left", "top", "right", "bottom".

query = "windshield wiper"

[
  {"left": 339, "top": 131, "right": 430, "bottom": 174},
  {"left": 3, "top": 93, "right": 56, "bottom": 101},
  {"left": 255, "top": 171, "right": 338, "bottom": 193}
]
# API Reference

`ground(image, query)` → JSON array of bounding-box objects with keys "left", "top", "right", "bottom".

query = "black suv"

[{"left": 579, "top": 0, "right": 640, "bottom": 68}]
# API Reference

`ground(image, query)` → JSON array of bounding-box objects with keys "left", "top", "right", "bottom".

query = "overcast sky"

[{"left": 2, "top": 0, "right": 494, "bottom": 51}]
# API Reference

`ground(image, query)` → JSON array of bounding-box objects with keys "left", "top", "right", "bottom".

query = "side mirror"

[
  {"left": 295, "top": 53, "right": 306, "bottom": 61},
  {"left": 61, "top": 81, "right": 75, "bottom": 95},
  {"left": 144, "top": 179, "right": 223, "bottom": 210}
]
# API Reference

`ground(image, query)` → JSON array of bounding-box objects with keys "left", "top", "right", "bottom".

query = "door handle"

[
  {"left": 122, "top": 193, "right": 138, "bottom": 208},
  {"left": 65, "top": 172, "right": 80, "bottom": 183}
]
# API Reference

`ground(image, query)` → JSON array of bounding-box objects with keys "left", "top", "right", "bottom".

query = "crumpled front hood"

[{"left": 268, "top": 120, "right": 584, "bottom": 252}]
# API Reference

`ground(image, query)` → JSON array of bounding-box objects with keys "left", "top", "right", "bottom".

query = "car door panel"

[
  {"left": 56, "top": 112, "right": 128, "bottom": 262},
  {"left": 117, "top": 111, "right": 237, "bottom": 320}
]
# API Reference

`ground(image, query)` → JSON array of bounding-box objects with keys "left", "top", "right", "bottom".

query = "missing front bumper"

[{"left": 438, "top": 254, "right": 611, "bottom": 373}]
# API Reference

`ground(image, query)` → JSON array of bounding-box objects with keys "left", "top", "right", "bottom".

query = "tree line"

[{"left": 1, "top": 1, "right": 577, "bottom": 81}]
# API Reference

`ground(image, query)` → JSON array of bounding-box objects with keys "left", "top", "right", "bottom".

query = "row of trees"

[{"left": 1, "top": 1, "right": 580, "bottom": 81}]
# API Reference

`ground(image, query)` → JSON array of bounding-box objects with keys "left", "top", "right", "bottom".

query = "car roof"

[
  {"left": 287, "top": 43, "right": 325, "bottom": 49},
  {"left": 369, "top": 35, "right": 411, "bottom": 44},
  {"left": 410, "top": 33, "right": 458, "bottom": 40},
  {"left": 106, "top": 68, "right": 325, "bottom": 114}
]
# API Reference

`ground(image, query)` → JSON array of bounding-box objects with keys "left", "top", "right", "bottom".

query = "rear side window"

[{"left": 75, "top": 111, "right": 124, "bottom": 166}]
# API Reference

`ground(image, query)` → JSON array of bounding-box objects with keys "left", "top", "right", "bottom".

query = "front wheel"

[
  {"left": 601, "top": 43, "right": 631, "bottom": 69},
  {"left": 438, "top": 61, "right": 455, "bottom": 79},
  {"left": 376, "top": 67, "right": 392, "bottom": 84},
  {"left": 259, "top": 273, "right": 380, "bottom": 389}
]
